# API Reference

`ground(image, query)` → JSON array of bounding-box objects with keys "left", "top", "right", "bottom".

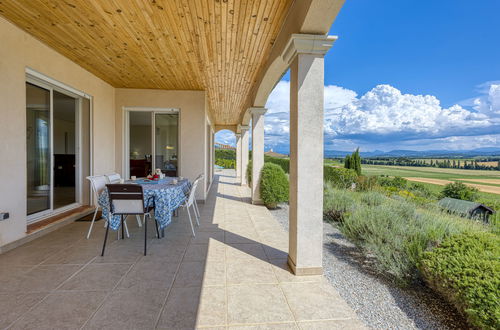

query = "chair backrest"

[
  {"left": 86, "top": 175, "right": 108, "bottom": 202},
  {"left": 105, "top": 173, "right": 121, "bottom": 184},
  {"left": 106, "top": 184, "right": 144, "bottom": 215},
  {"left": 186, "top": 180, "right": 199, "bottom": 207}
]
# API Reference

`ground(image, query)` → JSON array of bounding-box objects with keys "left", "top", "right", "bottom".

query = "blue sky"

[{"left": 216, "top": 0, "right": 500, "bottom": 153}]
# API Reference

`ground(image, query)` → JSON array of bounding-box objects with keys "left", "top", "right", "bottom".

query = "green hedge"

[
  {"left": 246, "top": 160, "right": 252, "bottom": 185},
  {"left": 215, "top": 158, "right": 235, "bottom": 169},
  {"left": 324, "top": 167, "right": 358, "bottom": 189},
  {"left": 420, "top": 232, "right": 500, "bottom": 329},
  {"left": 260, "top": 163, "right": 289, "bottom": 208},
  {"left": 264, "top": 155, "right": 289, "bottom": 173},
  {"left": 215, "top": 149, "right": 236, "bottom": 160}
]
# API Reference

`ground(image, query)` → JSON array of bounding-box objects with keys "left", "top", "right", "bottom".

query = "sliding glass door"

[
  {"left": 26, "top": 83, "right": 51, "bottom": 215},
  {"left": 26, "top": 77, "right": 90, "bottom": 221},
  {"left": 155, "top": 113, "right": 178, "bottom": 177},
  {"left": 126, "top": 110, "right": 179, "bottom": 179}
]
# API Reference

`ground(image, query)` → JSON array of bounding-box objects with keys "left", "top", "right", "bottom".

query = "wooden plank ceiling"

[{"left": 0, "top": 0, "right": 292, "bottom": 125}]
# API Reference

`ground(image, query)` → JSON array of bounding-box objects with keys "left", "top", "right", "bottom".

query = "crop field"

[{"left": 362, "top": 164, "right": 500, "bottom": 196}]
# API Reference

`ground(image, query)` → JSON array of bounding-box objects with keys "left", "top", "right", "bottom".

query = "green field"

[
  {"left": 360, "top": 164, "right": 500, "bottom": 206},
  {"left": 362, "top": 165, "right": 500, "bottom": 186}
]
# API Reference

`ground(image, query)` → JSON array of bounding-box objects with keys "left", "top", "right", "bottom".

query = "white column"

[
  {"left": 250, "top": 107, "right": 267, "bottom": 204},
  {"left": 284, "top": 34, "right": 336, "bottom": 275},
  {"left": 235, "top": 133, "right": 242, "bottom": 178},
  {"left": 239, "top": 125, "right": 250, "bottom": 185}
]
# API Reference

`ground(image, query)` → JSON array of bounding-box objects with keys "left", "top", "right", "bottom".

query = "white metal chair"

[
  {"left": 105, "top": 173, "right": 121, "bottom": 184},
  {"left": 192, "top": 174, "right": 204, "bottom": 220},
  {"left": 105, "top": 173, "right": 143, "bottom": 228},
  {"left": 86, "top": 175, "right": 129, "bottom": 239},
  {"left": 182, "top": 179, "right": 200, "bottom": 237}
]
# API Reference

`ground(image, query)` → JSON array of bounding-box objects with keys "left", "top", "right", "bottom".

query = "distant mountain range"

[
  {"left": 267, "top": 146, "right": 500, "bottom": 158},
  {"left": 323, "top": 148, "right": 500, "bottom": 158}
]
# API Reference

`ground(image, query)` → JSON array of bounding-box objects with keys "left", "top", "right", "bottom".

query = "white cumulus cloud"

[{"left": 216, "top": 80, "right": 500, "bottom": 152}]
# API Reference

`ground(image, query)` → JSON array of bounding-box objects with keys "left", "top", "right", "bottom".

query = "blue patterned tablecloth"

[{"left": 98, "top": 178, "right": 191, "bottom": 231}]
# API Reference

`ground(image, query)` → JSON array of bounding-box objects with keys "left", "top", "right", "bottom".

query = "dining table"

[{"left": 98, "top": 177, "right": 191, "bottom": 232}]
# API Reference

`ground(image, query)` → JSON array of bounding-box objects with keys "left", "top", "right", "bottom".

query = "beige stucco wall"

[
  {"left": 0, "top": 16, "right": 115, "bottom": 247},
  {"left": 114, "top": 89, "right": 209, "bottom": 200}
]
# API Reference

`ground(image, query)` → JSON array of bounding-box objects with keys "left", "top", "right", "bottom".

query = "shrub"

[
  {"left": 408, "top": 182, "right": 434, "bottom": 198},
  {"left": 260, "top": 163, "right": 289, "bottom": 208},
  {"left": 360, "top": 191, "right": 386, "bottom": 206},
  {"left": 378, "top": 176, "right": 408, "bottom": 189},
  {"left": 264, "top": 155, "right": 289, "bottom": 173},
  {"left": 339, "top": 197, "right": 484, "bottom": 284},
  {"left": 356, "top": 175, "right": 378, "bottom": 191},
  {"left": 420, "top": 232, "right": 500, "bottom": 329},
  {"left": 215, "top": 149, "right": 236, "bottom": 160},
  {"left": 441, "top": 182, "right": 478, "bottom": 201},
  {"left": 215, "top": 158, "right": 235, "bottom": 169},
  {"left": 246, "top": 160, "right": 252, "bottom": 185},
  {"left": 323, "top": 184, "right": 357, "bottom": 222},
  {"left": 324, "top": 167, "right": 358, "bottom": 189}
]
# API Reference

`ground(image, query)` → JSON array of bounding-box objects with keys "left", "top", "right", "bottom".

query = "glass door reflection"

[
  {"left": 155, "top": 113, "right": 178, "bottom": 177},
  {"left": 26, "top": 83, "right": 51, "bottom": 215}
]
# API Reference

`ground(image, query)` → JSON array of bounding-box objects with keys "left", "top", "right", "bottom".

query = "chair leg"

[
  {"left": 155, "top": 219, "right": 160, "bottom": 239},
  {"left": 86, "top": 207, "right": 99, "bottom": 239},
  {"left": 136, "top": 215, "right": 142, "bottom": 228},
  {"left": 193, "top": 201, "right": 200, "bottom": 226},
  {"left": 121, "top": 215, "right": 124, "bottom": 239},
  {"left": 194, "top": 199, "right": 200, "bottom": 218},
  {"left": 124, "top": 218, "right": 130, "bottom": 238},
  {"left": 186, "top": 206, "right": 195, "bottom": 237},
  {"left": 144, "top": 214, "right": 147, "bottom": 256},
  {"left": 101, "top": 222, "right": 110, "bottom": 256}
]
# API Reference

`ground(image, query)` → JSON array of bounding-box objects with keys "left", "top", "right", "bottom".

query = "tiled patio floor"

[{"left": 0, "top": 171, "right": 364, "bottom": 329}]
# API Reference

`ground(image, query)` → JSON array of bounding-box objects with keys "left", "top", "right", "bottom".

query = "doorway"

[
  {"left": 26, "top": 75, "right": 91, "bottom": 222},
  {"left": 125, "top": 109, "right": 179, "bottom": 179}
]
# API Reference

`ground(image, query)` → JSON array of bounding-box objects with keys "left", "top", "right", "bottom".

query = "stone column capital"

[
  {"left": 237, "top": 124, "right": 250, "bottom": 132},
  {"left": 249, "top": 107, "right": 267, "bottom": 116},
  {"left": 282, "top": 34, "right": 337, "bottom": 64}
]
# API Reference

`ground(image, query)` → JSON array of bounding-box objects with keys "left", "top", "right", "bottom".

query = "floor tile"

[
  {"left": 42, "top": 246, "right": 99, "bottom": 265},
  {"left": 10, "top": 291, "right": 106, "bottom": 330},
  {"left": 203, "top": 261, "right": 226, "bottom": 286},
  {"left": 226, "top": 243, "right": 268, "bottom": 261},
  {"left": 84, "top": 289, "right": 167, "bottom": 329},
  {"left": 59, "top": 263, "right": 131, "bottom": 291},
  {"left": 173, "top": 261, "right": 206, "bottom": 287},
  {"left": 298, "top": 319, "right": 366, "bottom": 329},
  {"left": 280, "top": 281, "right": 356, "bottom": 321},
  {"left": 0, "top": 292, "right": 47, "bottom": 328},
  {"left": 228, "top": 323, "right": 298, "bottom": 329},
  {"left": 157, "top": 286, "right": 201, "bottom": 329},
  {"left": 0, "top": 264, "right": 82, "bottom": 293},
  {"left": 226, "top": 258, "right": 277, "bottom": 284},
  {"left": 197, "top": 286, "right": 227, "bottom": 327},
  {"left": 184, "top": 243, "right": 210, "bottom": 261},
  {"left": 117, "top": 260, "right": 178, "bottom": 291},
  {"left": 227, "top": 284, "right": 294, "bottom": 324}
]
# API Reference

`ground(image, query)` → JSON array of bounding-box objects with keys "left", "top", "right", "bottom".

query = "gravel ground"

[{"left": 270, "top": 203, "right": 468, "bottom": 330}]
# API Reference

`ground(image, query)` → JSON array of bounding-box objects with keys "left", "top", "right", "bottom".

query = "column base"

[
  {"left": 287, "top": 255, "right": 323, "bottom": 276},
  {"left": 251, "top": 199, "right": 264, "bottom": 205}
]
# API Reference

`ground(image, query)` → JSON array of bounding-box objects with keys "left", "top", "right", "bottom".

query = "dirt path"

[{"left": 405, "top": 177, "right": 500, "bottom": 195}]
